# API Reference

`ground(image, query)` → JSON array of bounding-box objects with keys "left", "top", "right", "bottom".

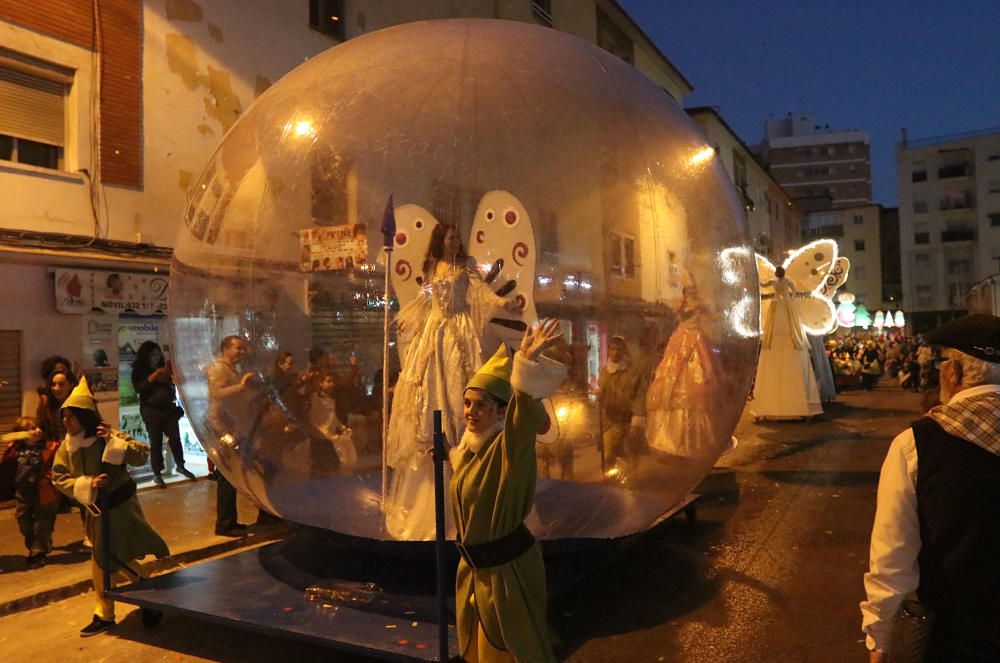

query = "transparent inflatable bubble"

[{"left": 169, "top": 19, "right": 759, "bottom": 541}]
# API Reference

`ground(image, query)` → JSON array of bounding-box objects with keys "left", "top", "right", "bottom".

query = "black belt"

[{"left": 456, "top": 523, "right": 535, "bottom": 570}]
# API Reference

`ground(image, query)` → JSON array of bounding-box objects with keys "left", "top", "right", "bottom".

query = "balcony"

[
  {"left": 803, "top": 224, "right": 843, "bottom": 238},
  {"left": 938, "top": 163, "right": 971, "bottom": 179},
  {"left": 941, "top": 228, "right": 976, "bottom": 243},
  {"left": 939, "top": 192, "right": 975, "bottom": 211}
]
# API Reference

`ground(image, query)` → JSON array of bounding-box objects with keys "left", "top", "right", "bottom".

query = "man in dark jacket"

[{"left": 861, "top": 314, "right": 1000, "bottom": 661}]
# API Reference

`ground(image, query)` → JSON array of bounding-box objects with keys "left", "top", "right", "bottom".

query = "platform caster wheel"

[{"left": 140, "top": 608, "right": 163, "bottom": 629}]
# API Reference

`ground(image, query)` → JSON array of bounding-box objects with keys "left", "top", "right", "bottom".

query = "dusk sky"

[{"left": 619, "top": 0, "right": 1000, "bottom": 207}]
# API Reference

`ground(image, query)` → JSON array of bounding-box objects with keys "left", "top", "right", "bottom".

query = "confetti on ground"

[
  {"left": 411, "top": 621, "right": 418, "bottom": 627},
  {"left": 398, "top": 639, "right": 409, "bottom": 645},
  {"left": 416, "top": 643, "right": 427, "bottom": 649},
  {"left": 283, "top": 607, "right": 293, "bottom": 612},
  {"left": 385, "top": 624, "right": 397, "bottom": 629}
]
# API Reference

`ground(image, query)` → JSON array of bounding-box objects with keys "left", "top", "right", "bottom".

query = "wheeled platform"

[{"left": 107, "top": 492, "right": 699, "bottom": 661}]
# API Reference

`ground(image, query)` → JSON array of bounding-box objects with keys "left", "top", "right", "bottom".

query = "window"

[
  {"left": 853, "top": 214, "right": 864, "bottom": 225},
  {"left": 913, "top": 200, "right": 928, "bottom": 214},
  {"left": 949, "top": 282, "right": 970, "bottom": 307},
  {"left": 916, "top": 285, "right": 932, "bottom": 306},
  {"left": 990, "top": 213, "right": 1000, "bottom": 227},
  {"left": 988, "top": 154, "right": 1000, "bottom": 161},
  {"left": 989, "top": 181, "right": 1000, "bottom": 194},
  {"left": 848, "top": 144, "right": 858, "bottom": 155},
  {"left": 309, "top": 0, "right": 345, "bottom": 40},
  {"left": 532, "top": 0, "right": 553, "bottom": 26},
  {"left": 0, "top": 61, "right": 71, "bottom": 170},
  {"left": 948, "top": 259, "right": 971, "bottom": 275},
  {"left": 609, "top": 231, "right": 636, "bottom": 278},
  {"left": 0, "top": 330, "right": 20, "bottom": 434},
  {"left": 854, "top": 240, "right": 866, "bottom": 251},
  {"left": 854, "top": 266, "right": 867, "bottom": 280},
  {"left": 596, "top": 7, "right": 633, "bottom": 64},
  {"left": 914, "top": 232, "right": 930, "bottom": 244},
  {"left": 914, "top": 254, "right": 930, "bottom": 268}
]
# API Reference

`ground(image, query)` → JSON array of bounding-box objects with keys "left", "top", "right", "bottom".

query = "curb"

[{"left": 0, "top": 527, "right": 288, "bottom": 619}]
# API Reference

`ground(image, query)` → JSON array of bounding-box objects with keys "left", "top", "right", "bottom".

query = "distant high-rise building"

[
  {"left": 897, "top": 126, "right": 1000, "bottom": 331},
  {"left": 759, "top": 113, "right": 872, "bottom": 213}
]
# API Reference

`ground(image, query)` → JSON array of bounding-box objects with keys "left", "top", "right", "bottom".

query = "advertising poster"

[
  {"left": 299, "top": 224, "right": 369, "bottom": 272},
  {"left": 55, "top": 268, "right": 169, "bottom": 315},
  {"left": 82, "top": 312, "right": 119, "bottom": 400}
]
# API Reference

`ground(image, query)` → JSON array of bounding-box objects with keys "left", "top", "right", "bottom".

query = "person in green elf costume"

[
  {"left": 450, "top": 318, "right": 567, "bottom": 662},
  {"left": 51, "top": 376, "right": 169, "bottom": 637}
]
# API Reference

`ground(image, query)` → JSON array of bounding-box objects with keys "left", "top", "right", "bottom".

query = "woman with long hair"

[
  {"left": 131, "top": 341, "right": 194, "bottom": 486},
  {"left": 37, "top": 369, "right": 78, "bottom": 441},
  {"left": 385, "top": 223, "right": 517, "bottom": 539}
]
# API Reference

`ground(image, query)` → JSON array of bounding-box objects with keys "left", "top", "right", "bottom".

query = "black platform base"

[
  {"left": 107, "top": 493, "right": 698, "bottom": 661},
  {"left": 108, "top": 541, "right": 456, "bottom": 661}
]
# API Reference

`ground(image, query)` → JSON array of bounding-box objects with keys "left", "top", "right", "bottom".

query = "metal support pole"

[
  {"left": 432, "top": 409, "right": 448, "bottom": 662},
  {"left": 381, "top": 248, "right": 393, "bottom": 509}
]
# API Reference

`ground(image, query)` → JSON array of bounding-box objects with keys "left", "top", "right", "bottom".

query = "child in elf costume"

[
  {"left": 50, "top": 376, "right": 170, "bottom": 637},
  {"left": 450, "top": 319, "right": 567, "bottom": 662},
  {"left": 0, "top": 416, "right": 61, "bottom": 568}
]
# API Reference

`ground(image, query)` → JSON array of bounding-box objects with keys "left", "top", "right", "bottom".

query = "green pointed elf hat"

[{"left": 466, "top": 344, "right": 513, "bottom": 405}]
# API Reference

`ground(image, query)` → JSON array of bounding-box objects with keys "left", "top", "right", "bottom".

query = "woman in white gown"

[
  {"left": 750, "top": 266, "right": 823, "bottom": 419},
  {"left": 385, "top": 224, "right": 515, "bottom": 539}
]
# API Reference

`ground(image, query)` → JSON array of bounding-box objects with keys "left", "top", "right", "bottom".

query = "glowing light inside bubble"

[
  {"left": 874, "top": 311, "right": 885, "bottom": 329},
  {"left": 556, "top": 406, "right": 569, "bottom": 421},
  {"left": 719, "top": 246, "right": 751, "bottom": 286},
  {"left": 727, "top": 294, "right": 759, "bottom": 338},
  {"left": 688, "top": 146, "right": 714, "bottom": 166}
]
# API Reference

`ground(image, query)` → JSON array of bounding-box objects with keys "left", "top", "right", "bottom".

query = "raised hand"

[{"left": 519, "top": 318, "right": 564, "bottom": 362}]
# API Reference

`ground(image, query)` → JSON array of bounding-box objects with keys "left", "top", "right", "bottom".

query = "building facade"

[
  {"left": 760, "top": 113, "right": 872, "bottom": 213},
  {"left": 0, "top": 0, "right": 692, "bottom": 429},
  {"left": 801, "top": 204, "right": 899, "bottom": 315},
  {"left": 688, "top": 107, "right": 802, "bottom": 263},
  {"left": 896, "top": 126, "right": 1000, "bottom": 331}
]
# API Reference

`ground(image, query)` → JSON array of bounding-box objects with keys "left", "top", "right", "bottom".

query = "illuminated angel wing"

[
  {"left": 819, "top": 256, "right": 851, "bottom": 299},
  {"left": 796, "top": 295, "right": 837, "bottom": 336},
  {"left": 468, "top": 190, "right": 538, "bottom": 352},
  {"left": 781, "top": 239, "right": 838, "bottom": 293},
  {"left": 755, "top": 253, "right": 777, "bottom": 297},
  {"left": 389, "top": 204, "right": 438, "bottom": 309},
  {"left": 536, "top": 398, "right": 560, "bottom": 445}
]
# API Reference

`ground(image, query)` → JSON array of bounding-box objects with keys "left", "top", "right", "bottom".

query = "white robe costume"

[{"left": 751, "top": 275, "right": 823, "bottom": 419}]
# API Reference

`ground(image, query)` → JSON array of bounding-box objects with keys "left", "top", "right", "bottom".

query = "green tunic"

[
  {"left": 52, "top": 434, "right": 169, "bottom": 570},
  {"left": 451, "top": 384, "right": 555, "bottom": 663}
]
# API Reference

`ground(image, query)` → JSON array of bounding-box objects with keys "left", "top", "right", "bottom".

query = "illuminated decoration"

[
  {"left": 883, "top": 310, "right": 896, "bottom": 329},
  {"left": 756, "top": 239, "right": 849, "bottom": 336},
  {"left": 894, "top": 310, "right": 905, "bottom": 327},
  {"left": 873, "top": 310, "right": 885, "bottom": 330},
  {"left": 836, "top": 292, "right": 857, "bottom": 328},
  {"left": 855, "top": 304, "right": 873, "bottom": 329},
  {"left": 688, "top": 146, "right": 715, "bottom": 167}
]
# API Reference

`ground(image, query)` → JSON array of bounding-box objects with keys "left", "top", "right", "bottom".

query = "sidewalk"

[{"left": 0, "top": 473, "right": 283, "bottom": 617}]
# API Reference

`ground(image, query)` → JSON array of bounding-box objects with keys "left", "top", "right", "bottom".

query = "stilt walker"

[{"left": 379, "top": 195, "right": 396, "bottom": 509}]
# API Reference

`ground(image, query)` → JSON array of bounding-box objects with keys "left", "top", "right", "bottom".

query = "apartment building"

[
  {"left": 801, "top": 205, "right": 900, "bottom": 314},
  {"left": 0, "top": 0, "right": 692, "bottom": 427},
  {"left": 688, "top": 107, "right": 802, "bottom": 263},
  {"left": 897, "top": 126, "right": 1000, "bottom": 331},
  {"left": 759, "top": 113, "right": 872, "bottom": 213}
]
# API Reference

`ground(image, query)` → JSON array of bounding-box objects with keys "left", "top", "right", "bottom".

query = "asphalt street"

[{"left": 0, "top": 384, "right": 920, "bottom": 662}]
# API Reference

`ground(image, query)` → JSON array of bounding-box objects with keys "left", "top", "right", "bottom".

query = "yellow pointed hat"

[
  {"left": 466, "top": 344, "right": 513, "bottom": 404},
  {"left": 62, "top": 375, "right": 98, "bottom": 412}
]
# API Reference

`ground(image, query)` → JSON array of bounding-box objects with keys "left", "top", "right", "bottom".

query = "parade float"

[{"left": 108, "top": 19, "right": 758, "bottom": 659}]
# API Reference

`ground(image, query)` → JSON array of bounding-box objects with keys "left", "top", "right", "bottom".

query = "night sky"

[{"left": 619, "top": 0, "right": 1000, "bottom": 207}]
